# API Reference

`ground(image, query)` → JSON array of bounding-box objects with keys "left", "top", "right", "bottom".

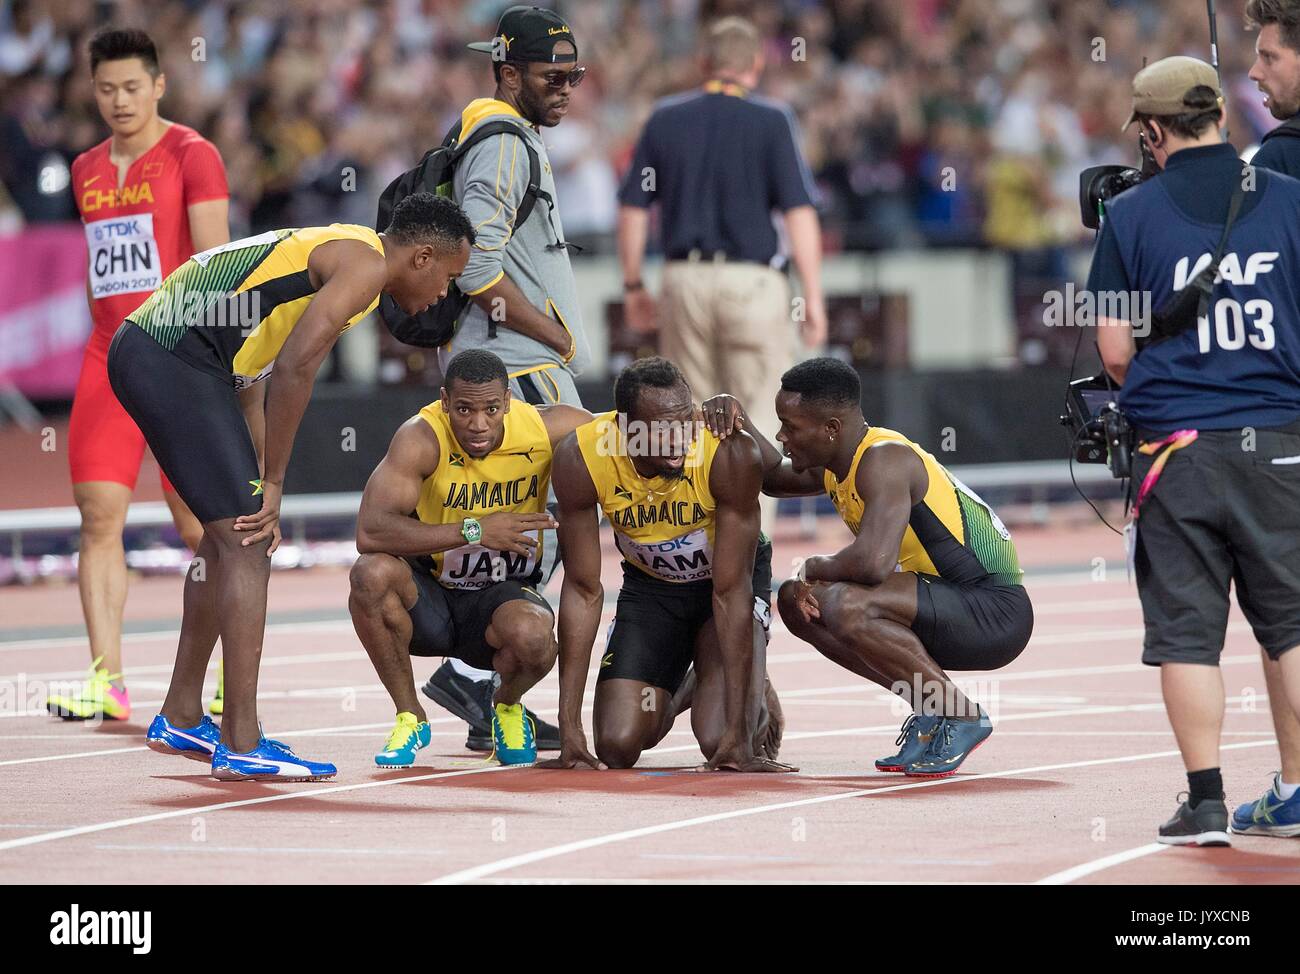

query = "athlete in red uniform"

[{"left": 48, "top": 29, "right": 230, "bottom": 722}]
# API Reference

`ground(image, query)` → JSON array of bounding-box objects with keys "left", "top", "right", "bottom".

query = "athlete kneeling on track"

[{"left": 546, "top": 357, "right": 792, "bottom": 773}]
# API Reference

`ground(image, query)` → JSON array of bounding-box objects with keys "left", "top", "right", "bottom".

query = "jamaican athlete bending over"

[{"left": 112, "top": 193, "right": 473, "bottom": 781}]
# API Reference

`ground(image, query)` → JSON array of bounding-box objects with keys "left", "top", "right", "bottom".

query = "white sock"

[
  {"left": 1277, "top": 778, "right": 1299, "bottom": 800},
  {"left": 448, "top": 658, "right": 493, "bottom": 681}
]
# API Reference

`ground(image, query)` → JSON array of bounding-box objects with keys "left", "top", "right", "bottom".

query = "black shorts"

[
  {"left": 911, "top": 574, "right": 1033, "bottom": 671},
  {"left": 597, "top": 537, "right": 773, "bottom": 694},
  {"left": 107, "top": 323, "right": 261, "bottom": 524},
  {"left": 405, "top": 559, "right": 552, "bottom": 670},
  {"left": 1133, "top": 420, "right": 1300, "bottom": 665}
]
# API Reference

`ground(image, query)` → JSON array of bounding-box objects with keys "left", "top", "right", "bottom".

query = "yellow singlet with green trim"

[
  {"left": 575, "top": 411, "right": 719, "bottom": 583},
  {"left": 414, "top": 399, "right": 551, "bottom": 590},
  {"left": 127, "top": 224, "right": 383, "bottom": 387},
  {"left": 824, "top": 426, "right": 1023, "bottom": 586}
]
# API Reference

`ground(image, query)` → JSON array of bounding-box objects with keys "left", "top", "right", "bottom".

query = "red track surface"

[{"left": 1, "top": 519, "right": 1297, "bottom": 885}]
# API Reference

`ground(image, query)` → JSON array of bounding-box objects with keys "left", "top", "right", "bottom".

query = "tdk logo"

[
  {"left": 1173, "top": 251, "right": 1278, "bottom": 288},
  {"left": 49, "top": 904, "right": 151, "bottom": 954}
]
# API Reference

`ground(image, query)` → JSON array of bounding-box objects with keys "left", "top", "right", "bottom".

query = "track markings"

[
  {"left": 1035, "top": 843, "right": 1168, "bottom": 885},
  {"left": 0, "top": 764, "right": 510, "bottom": 852},
  {"left": 1, "top": 701, "right": 1260, "bottom": 856},
  {"left": 423, "top": 740, "right": 1276, "bottom": 885}
]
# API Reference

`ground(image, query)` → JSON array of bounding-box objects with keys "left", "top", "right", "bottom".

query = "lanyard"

[{"left": 1132, "top": 430, "right": 1198, "bottom": 517}]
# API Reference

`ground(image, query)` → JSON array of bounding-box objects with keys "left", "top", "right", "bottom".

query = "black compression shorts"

[
  {"left": 911, "top": 574, "right": 1033, "bottom": 671},
  {"left": 107, "top": 322, "right": 261, "bottom": 524},
  {"left": 597, "top": 536, "right": 773, "bottom": 694},
  {"left": 405, "top": 559, "right": 552, "bottom": 670}
]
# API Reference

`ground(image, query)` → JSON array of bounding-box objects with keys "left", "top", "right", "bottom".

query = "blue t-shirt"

[
  {"left": 617, "top": 88, "right": 818, "bottom": 266},
  {"left": 1085, "top": 142, "right": 1300, "bottom": 431}
]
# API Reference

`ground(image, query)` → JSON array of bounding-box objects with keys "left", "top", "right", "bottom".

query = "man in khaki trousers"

[{"left": 616, "top": 16, "right": 826, "bottom": 531}]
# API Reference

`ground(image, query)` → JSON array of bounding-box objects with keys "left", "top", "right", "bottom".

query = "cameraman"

[{"left": 1086, "top": 56, "right": 1300, "bottom": 846}]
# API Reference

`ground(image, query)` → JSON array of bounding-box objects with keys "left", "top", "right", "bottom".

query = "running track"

[{"left": 1, "top": 519, "right": 1296, "bottom": 885}]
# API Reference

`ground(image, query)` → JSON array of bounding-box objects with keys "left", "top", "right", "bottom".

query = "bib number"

[
  {"left": 85, "top": 214, "right": 160, "bottom": 299},
  {"left": 616, "top": 528, "right": 713, "bottom": 582},
  {"left": 437, "top": 532, "right": 540, "bottom": 590}
]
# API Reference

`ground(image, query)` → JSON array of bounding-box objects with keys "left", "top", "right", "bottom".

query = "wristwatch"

[{"left": 461, "top": 517, "right": 482, "bottom": 544}]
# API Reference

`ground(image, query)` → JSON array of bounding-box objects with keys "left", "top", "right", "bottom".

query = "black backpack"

[{"left": 374, "top": 117, "right": 550, "bottom": 348}]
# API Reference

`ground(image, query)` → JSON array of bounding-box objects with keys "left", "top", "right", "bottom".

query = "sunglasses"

[{"left": 533, "top": 65, "right": 586, "bottom": 90}]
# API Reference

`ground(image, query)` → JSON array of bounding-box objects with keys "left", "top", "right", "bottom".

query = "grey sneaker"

[{"left": 1157, "top": 793, "right": 1231, "bottom": 847}]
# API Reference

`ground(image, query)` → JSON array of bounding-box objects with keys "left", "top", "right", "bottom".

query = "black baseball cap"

[{"left": 467, "top": 6, "right": 578, "bottom": 64}]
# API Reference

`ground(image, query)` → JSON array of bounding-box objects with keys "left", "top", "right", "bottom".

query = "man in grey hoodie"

[
  {"left": 444, "top": 5, "right": 590, "bottom": 407},
  {"left": 425, "top": 6, "right": 589, "bottom": 749}
]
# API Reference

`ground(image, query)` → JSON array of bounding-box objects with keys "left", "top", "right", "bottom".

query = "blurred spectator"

[
  {"left": 0, "top": 0, "right": 1283, "bottom": 365},
  {"left": 0, "top": 69, "right": 77, "bottom": 222}
]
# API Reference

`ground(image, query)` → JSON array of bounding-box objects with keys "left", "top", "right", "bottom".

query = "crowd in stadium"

[{"left": 0, "top": 0, "right": 1282, "bottom": 256}]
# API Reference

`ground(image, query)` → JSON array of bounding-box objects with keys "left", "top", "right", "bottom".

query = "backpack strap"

[
  {"left": 444, "top": 118, "right": 553, "bottom": 337},
  {"left": 1260, "top": 115, "right": 1300, "bottom": 143},
  {"left": 447, "top": 118, "right": 545, "bottom": 229}
]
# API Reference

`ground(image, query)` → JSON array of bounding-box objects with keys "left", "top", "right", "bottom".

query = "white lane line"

[
  {"left": 424, "top": 740, "right": 1276, "bottom": 885},
  {"left": 0, "top": 726, "right": 524, "bottom": 742},
  {"left": 1028, "top": 598, "right": 1152, "bottom": 616},
  {"left": 3, "top": 649, "right": 367, "bottom": 683},
  {"left": 974, "top": 730, "right": 1275, "bottom": 738},
  {"left": 638, "top": 851, "right": 995, "bottom": 866},
  {"left": 0, "top": 745, "right": 146, "bottom": 766},
  {"left": 2, "top": 683, "right": 498, "bottom": 722},
  {"left": 0, "top": 763, "right": 509, "bottom": 853},
  {"left": 0, "top": 679, "right": 407, "bottom": 720},
  {"left": 993, "top": 651, "right": 1259, "bottom": 681},
  {"left": 475, "top": 877, "right": 1018, "bottom": 885},
  {"left": 0, "top": 619, "right": 357, "bottom": 653},
  {"left": 14, "top": 642, "right": 1200, "bottom": 709},
  {"left": 778, "top": 695, "right": 1264, "bottom": 745},
  {"left": 1019, "top": 573, "right": 1128, "bottom": 588},
  {"left": 777, "top": 653, "right": 1259, "bottom": 700},
  {"left": 1018, "top": 622, "right": 1253, "bottom": 647},
  {"left": 1035, "top": 843, "right": 1168, "bottom": 885},
  {"left": 783, "top": 696, "right": 1091, "bottom": 708},
  {"left": 94, "top": 843, "right": 446, "bottom": 857},
  {"left": 0, "top": 715, "right": 465, "bottom": 767}
]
